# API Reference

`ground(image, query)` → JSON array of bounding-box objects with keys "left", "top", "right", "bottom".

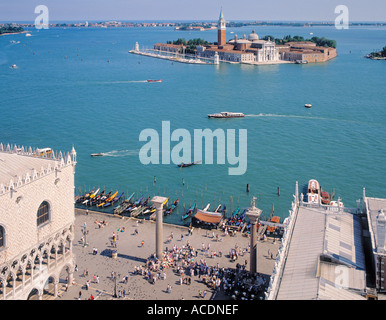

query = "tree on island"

[
  {"left": 167, "top": 38, "right": 213, "bottom": 54},
  {"left": 0, "top": 24, "right": 24, "bottom": 35},
  {"left": 262, "top": 34, "right": 336, "bottom": 48},
  {"left": 369, "top": 46, "right": 386, "bottom": 58}
]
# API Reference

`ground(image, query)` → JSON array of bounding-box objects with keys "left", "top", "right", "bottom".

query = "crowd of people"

[
  {"left": 129, "top": 231, "right": 268, "bottom": 300},
  {"left": 67, "top": 213, "right": 277, "bottom": 301}
]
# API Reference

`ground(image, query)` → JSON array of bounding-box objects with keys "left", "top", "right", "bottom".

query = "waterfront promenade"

[{"left": 57, "top": 209, "right": 281, "bottom": 300}]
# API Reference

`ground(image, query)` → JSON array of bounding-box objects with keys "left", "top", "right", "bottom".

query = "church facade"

[{"left": 196, "top": 9, "right": 280, "bottom": 63}]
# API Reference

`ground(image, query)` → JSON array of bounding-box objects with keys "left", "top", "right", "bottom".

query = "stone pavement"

[{"left": 57, "top": 210, "right": 281, "bottom": 300}]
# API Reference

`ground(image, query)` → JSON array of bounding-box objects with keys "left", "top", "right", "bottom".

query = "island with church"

[{"left": 131, "top": 8, "right": 337, "bottom": 65}]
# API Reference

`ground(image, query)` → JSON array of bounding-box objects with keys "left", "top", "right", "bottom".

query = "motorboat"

[
  {"left": 321, "top": 191, "right": 330, "bottom": 205},
  {"left": 307, "top": 179, "right": 320, "bottom": 204},
  {"left": 305, "top": 104, "right": 312, "bottom": 108},
  {"left": 177, "top": 160, "right": 201, "bottom": 168},
  {"left": 90, "top": 153, "right": 105, "bottom": 157},
  {"left": 147, "top": 79, "right": 162, "bottom": 83},
  {"left": 9, "top": 64, "right": 18, "bottom": 69},
  {"left": 208, "top": 111, "right": 245, "bottom": 118}
]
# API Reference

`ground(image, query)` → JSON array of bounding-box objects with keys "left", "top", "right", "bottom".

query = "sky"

[{"left": 1, "top": 0, "right": 385, "bottom": 22}]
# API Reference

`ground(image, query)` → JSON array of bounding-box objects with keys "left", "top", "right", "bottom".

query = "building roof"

[
  {"left": 275, "top": 206, "right": 366, "bottom": 300},
  {"left": 365, "top": 197, "right": 386, "bottom": 256},
  {"left": 0, "top": 143, "right": 74, "bottom": 195},
  {"left": 248, "top": 30, "right": 259, "bottom": 41}
]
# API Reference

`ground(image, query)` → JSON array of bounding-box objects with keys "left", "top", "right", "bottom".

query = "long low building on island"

[{"left": 277, "top": 41, "right": 337, "bottom": 63}]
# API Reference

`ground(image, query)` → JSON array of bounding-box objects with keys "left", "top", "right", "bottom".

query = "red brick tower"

[{"left": 217, "top": 8, "right": 226, "bottom": 47}]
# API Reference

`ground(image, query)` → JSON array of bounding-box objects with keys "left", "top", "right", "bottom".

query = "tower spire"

[{"left": 217, "top": 7, "right": 226, "bottom": 46}]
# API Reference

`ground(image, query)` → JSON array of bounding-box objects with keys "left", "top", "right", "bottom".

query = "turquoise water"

[{"left": 1, "top": 25, "right": 385, "bottom": 224}]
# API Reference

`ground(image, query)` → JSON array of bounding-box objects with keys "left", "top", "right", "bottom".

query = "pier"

[{"left": 129, "top": 47, "right": 216, "bottom": 65}]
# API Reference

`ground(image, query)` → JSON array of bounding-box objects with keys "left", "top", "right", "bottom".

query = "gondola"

[
  {"left": 82, "top": 188, "right": 100, "bottom": 205},
  {"left": 98, "top": 190, "right": 118, "bottom": 207},
  {"left": 114, "top": 192, "right": 135, "bottom": 214},
  {"left": 164, "top": 199, "right": 179, "bottom": 216},
  {"left": 182, "top": 203, "right": 197, "bottom": 220},
  {"left": 177, "top": 160, "right": 201, "bottom": 168},
  {"left": 103, "top": 191, "right": 124, "bottom": 208}
]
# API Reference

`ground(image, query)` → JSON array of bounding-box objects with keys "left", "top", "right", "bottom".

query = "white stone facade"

[{"left": 0, "top": 143, "right": 76, "bottom": 300}]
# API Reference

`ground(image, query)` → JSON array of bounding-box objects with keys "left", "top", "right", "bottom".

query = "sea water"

[{"left": 0, "top": 25, "right": 385, "bottom": 225}]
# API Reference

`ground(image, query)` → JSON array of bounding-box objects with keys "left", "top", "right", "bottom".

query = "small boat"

[
  {"left": 25, "top": 33, "right": 32, "bottom": 37},
  {"left": 177, "top": 160, "right": 201, "bottom": 168},
  {"left": 321, "top": 191, "right": 330, "bottom": 205},
  {"left": 214, "top": 204, "right": 222, "bottom": 212},
  {"left": 147, "top": 79, "right": 162, "bottom": 83},
  {"left": 91, "top": 153, "right": 105, "bottom": 157},
  {"left": 182, "top": 203, "right": 197, "bottom": 220},
  {"left": 164, "top": 199, "right": 179, "bottom": 216},
  {"left": 208, "top": 111, "right": 245, "bottom": 118},
  {"left": 82, "top": 188, "right": 100, "bottom": 205},
  {"left": 307, "top": 179, "right": 320, "bottom": 204},
  {"left": 114, "top": 192, "right": 135, "bottom": 214},
  {"left": 203, "top": 203, "right": 210, "bottom": 211},
  {"left": 9, "top": 64, "right": 18, "bottom": 69},
  {"left": 305, "top": 104, "right": 312, "bottom": 108},
  {"left": 98, "top": 190, "right": 118, "bottom": 207},
  {"left": 143, "top": 206, "right": 156, "bottom": 215}
]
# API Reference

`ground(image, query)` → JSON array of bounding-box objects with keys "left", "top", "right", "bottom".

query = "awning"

[{"left": 194, "top": 210, "right": 222, "bottom": 224}]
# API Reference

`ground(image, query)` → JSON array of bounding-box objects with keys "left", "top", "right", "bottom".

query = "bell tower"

[{"left": 217, "top": 7, "right": 226, "bottom": 47}]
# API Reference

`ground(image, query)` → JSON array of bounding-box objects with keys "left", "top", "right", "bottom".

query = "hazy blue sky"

[{"left": 1, "top": 0, "right": 385, "bottom": 22}]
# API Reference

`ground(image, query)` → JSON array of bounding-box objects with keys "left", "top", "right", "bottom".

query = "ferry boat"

[
  {"left": 207, "top": 111, "right": 245, "bottom": 118},
  {"left": 147, "top": 79, "right": 162, "bottom": 83}
]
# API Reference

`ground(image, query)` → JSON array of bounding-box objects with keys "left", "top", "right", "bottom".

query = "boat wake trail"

[
  {"left": 99, "top": 80, "right": 148, "bottom": 84},
  {"left": 102, "top": 149, "right": 139, "bottom": 157},
  {"left": 246, "top": 113, "right": 356, "bottom": 123}
]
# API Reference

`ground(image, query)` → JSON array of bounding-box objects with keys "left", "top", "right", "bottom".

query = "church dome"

[{"left": 248, "top": 30, "right": 259, "bottom": 41}]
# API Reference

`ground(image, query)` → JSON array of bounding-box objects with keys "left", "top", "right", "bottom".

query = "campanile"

[{"left": 217, "top": 8, "right": 226, "bottom": 46}]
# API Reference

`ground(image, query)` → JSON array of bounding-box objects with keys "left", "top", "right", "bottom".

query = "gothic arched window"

[
  {"left": 0, "top": 226, "right": 4, "bottom": 248},
  {"left": 37, "top": 201, "right": 50, "bottom": 226}
]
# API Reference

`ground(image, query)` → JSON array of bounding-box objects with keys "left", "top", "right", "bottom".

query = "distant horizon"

[
  {"left": 2, "top": 19, "right": 386, "bottom": 24},
  {"left": 1, "top": 0, "right": 385, "bottom": 23}
]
